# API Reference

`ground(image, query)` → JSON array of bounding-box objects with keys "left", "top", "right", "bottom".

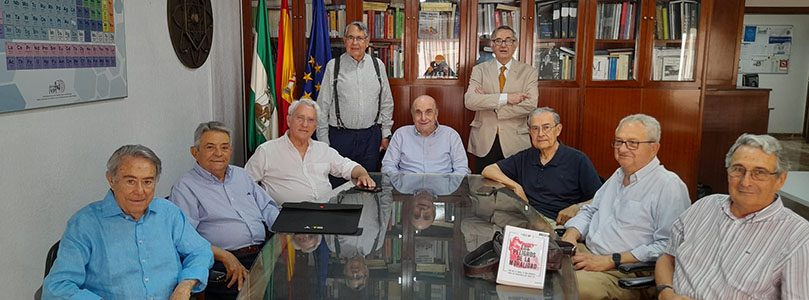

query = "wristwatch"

[
  {"left": 656, "top": 284, "right": 674, "bottom": 293},
  {"left": 612, "top": 253, "right": 621, "bottom": 269}
]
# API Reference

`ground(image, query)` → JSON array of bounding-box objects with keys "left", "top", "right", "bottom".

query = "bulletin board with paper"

[{"left": 739, "top": 25, "right": 792, "bottom": 74}]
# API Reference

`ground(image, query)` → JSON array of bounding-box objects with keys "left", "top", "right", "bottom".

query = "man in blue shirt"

[
  {"left": 482, "top": 107, "right": 602, "bottom": 226},
  {"left": 43, "top": 145, "right": 213, "bottom": 300},
  {"left": 170, "top": 121, "right": 280, "bottom": 300},
  {"left": 381, "top": 95, "right": 470, "bottom": 174}
]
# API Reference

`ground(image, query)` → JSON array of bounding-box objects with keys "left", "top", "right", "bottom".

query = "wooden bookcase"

[{"left": 242, "top": 0, "right": 764, "bottom": 198}]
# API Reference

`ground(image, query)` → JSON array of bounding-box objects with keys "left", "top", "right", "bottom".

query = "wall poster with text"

[{"left": 0, "top": 0, "right": 127, "bottom": 114}]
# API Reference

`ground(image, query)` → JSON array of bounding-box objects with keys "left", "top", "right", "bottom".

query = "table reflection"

[{"left": 238, "top": 173, "right": 578, "bottom": 300}]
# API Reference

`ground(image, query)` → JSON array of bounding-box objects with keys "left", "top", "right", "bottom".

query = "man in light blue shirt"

[
  {"left": 170, "top": 121, "right": 280, "bottom": 300},
  {"left": 561, "top": 114, "right": 691, "bottom": 300},
  {"left": 382, "top": 95, "right": 469, "bottom": 174},
  {"left": 44, "top": 145, "right": 213, "bottom": 300}
]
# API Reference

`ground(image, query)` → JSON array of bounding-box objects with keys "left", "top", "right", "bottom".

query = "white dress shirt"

[{"left": 245, "top": 133, "right": 359, "bottom": 205}]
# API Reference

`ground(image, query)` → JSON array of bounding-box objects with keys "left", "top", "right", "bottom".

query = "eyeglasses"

[
  {"left": 293, "top": 115, "right": 316, "bottom": 125},
  {"left": 492, "top": 38, "right": 517, "bottom": 46},
  {"left": 727, "top": 165, "right": 778, "bottom": 181},
  {"left": 344, "top": 35, "right": 367, "bottom": 43},
  {"left": 529, "top": 123, "right": 558, "bottom": 134},
  {"left": 611, "top": 139, "right": 656, "bottom": 150}
]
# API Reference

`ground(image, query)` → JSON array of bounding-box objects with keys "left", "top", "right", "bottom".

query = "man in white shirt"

[
  {"left": 561, "top": 114, "right": 691, "bottom": 300},
  {"left": 246, "top": 99, "right": 375, "bottom": 205}
]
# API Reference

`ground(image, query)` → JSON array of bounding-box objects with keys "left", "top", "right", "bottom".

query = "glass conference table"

[{"left": 237, "top": 173, "right": 578, "bottom": 299}]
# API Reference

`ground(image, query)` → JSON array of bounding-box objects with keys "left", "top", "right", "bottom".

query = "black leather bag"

[{"left": 463, "top": 231, "right": 576, "bottom": 281}]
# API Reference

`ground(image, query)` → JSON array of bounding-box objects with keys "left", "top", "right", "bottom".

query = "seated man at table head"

[
  {"left": 560, "top": 114, "right": 691, "bottom": 300},
  {"left": 169, "top": 121, "right": 280, "bottom": 299},
  {"left": 245, "top": 99, "right": 375, "bottom": 205},
  {"left": 482, "top": 107, "right": 602, "bottom": 226},
  {"left": 43, "top": 145, "right": 213, "bottom": 300},
  {"left": 656, "top": 134, "right": 809, "bottom": 299},
  {"left": 381, "top": 95, "right": 469, "bottom": 175}
]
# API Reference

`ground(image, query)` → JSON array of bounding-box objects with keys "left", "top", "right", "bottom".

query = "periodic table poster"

[{"left": 0, "top": 0, "right": 126, "bottom": 114}]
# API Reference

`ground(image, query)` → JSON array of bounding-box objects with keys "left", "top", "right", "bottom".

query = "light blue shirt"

[
  {"left": 170, "top": 164, "right": 280, "bottom": 250},
  {"left": 565, "top": 157, "right": 691, "bottom": 262},
  {"left": 43, "top": 191, "right": 213, "bottom": 299},
  {"left": 381, "top": 124, "right": 470, "bottom": 175}
]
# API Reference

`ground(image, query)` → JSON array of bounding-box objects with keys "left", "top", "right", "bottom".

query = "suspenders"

[{"left": 332, "top": 54, "right": 383, "bottom": 129}]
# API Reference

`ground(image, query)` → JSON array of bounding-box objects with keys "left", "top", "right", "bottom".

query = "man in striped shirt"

[{"left": 656, "top": 134, "right": 809, "bottom": 299}]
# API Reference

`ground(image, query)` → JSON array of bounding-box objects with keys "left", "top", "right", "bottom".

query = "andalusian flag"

[
  {"left": 248, "top": 0, "right": 278, "bottom": 153},
  {"left": 301, "top": 0, "right": 332, "bottom": 101},
  {"left": 276, "top": 0, "right": 296, "bottom": 134}
]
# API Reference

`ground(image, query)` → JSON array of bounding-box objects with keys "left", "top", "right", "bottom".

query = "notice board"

[{"left": 739, "top": 25, "right": 792, "bottom": 74}]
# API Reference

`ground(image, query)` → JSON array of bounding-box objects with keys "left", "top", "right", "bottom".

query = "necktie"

[{"left": 499, "top": 66, "right": 507, "bottom": 92}]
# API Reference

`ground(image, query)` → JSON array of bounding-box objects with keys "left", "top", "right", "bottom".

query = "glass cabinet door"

[
  {"left": 534, "top": 0, "right": 578, "bottom": 81},
  {"left": 591, "top": 0, "right": 640, "bottom": 81},
  {"left": 475, "top": 0, "right": 521, "bottom": 65},
  {"left": 650, "top": 0, "right": 700, "bottom": 81},
  {"left": 417, "top": 0, "right": 461, "bottom": 79},
  {"left": 363, "top": 0, "right": 406, "bottom": 79}
]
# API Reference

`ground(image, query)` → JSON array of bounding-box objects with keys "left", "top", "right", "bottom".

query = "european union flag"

[{"left": 301, "top": 0, "right": 332, "bottom": 101}]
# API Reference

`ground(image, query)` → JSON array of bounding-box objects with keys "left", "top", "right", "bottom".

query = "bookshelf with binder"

[{"left": 534, "top": 0, "right": 578, "bottom": 82}]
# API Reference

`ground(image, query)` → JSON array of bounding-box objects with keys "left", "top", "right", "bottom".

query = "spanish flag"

[{"left": 276, "top": 0, "right": 296, "bottom": 135}]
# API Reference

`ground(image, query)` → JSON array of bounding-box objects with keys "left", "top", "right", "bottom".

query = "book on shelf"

[
  {"left": 478, "top": 3, "right": 520, "bottom": 38},
  {"left": 592, "top": 54, "right": 609, "bottom": 80},
  {"left": 363, "top": 1, "right": 388, "bottom": 12},
  {"left": 569, "top": 1, "right": 577, "bottom": 38},
  {"left": 421, "top": 2, "right": 454, "bottom": 12},
  {"left": 496, "top": 225, "right": 550, "bottom": 289},
  {"left": 561, "top": 2, "right": 569, "bottom": 39},
  {"left": 595, "top": 1, "right": 636, "bottom": 40},
  {"left": 656, "top": 0, "right": 699, "bottom": 40},
  {"left": 536, "top": 3, "right": 553, "bottom": 39},
  {"left": 661, "top": 56, "right": 681, "bottom": 80},
  {"left": 418, "top": 4, "right": 459, "bottom": 40},
  {"left": 552, "top": 2, "right": 561, "bottom": 38}
]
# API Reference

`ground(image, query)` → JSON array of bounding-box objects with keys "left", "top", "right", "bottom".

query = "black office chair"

[
  {"left": 35, "top": 240, "right": 61, "bottom": 300},
  {"left": 617, "top": 261, "right": 656, "bottom": 289}
]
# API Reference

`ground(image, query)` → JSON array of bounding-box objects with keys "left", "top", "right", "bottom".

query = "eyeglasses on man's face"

[
  {"left": 492, "top": 38, "right": 516, "bottom": 46},
  {"left": 611, "top": 139, "right": 655, "bottom": 150},
  {"left": 727, "top": 165, "right": 779, "bottom": 181},
  {"left": 529, "top": 123, "right": 558, "bottom": 134},
  {"left": 344, "top": 35, "right": 367, "bottom": 43}
]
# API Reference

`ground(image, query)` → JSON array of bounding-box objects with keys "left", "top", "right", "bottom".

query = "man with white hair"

[
  {"left": 655, "top": 134, "right": 809, "bottom": 299},
  {"left": 561, "top": 114, "right": 691, "bottom": 300},
  {"left": 246, "top": 99, "right": 376, "bottom": 205}
]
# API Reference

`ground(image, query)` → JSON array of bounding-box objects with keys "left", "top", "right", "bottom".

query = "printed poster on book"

[
  {"left": 739, "top": 25, "right": 791, "bottom": 74},
  {"left": 0, "top": 0, "right": 127, "bottom": 114}
]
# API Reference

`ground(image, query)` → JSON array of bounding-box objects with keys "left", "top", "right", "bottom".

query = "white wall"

[
  {"left": 738, "top": 14, "right": 809, "bottom": 134},
  {"left": 0, "top": 1, "right": 243, "bottom": 298}
]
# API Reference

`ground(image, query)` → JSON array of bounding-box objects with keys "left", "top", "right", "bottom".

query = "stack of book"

[
  {"left": 655, "top": 0, "right": 700, "bottom": 40},
  {"left": 595, "top": 0, "right": 637, "bottom": 40},
  {"left": 363, "top": 2, "right": 406, "bottom": 40},
  {"left": 592, "top": 48, "right": 634, "bottom": 80},
  {"left": 477, "top": 1, "right": 520, "bottom": 37},
  {"left": 416, "top": 2, "right": 460, "bottom": 40},
  {"left": 536, "top": 0, "right": 578, "bottom": 39},
  {"left": 535, "top": 46, "right": 575, "bottom": 80}
]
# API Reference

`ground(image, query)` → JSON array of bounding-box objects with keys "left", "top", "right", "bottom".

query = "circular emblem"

[{"left": 168, "top": 0, "right": 214, "bottom": 68}]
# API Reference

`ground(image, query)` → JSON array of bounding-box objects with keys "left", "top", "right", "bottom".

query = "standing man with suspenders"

[{"left": 317, "top": 21, "right": 394, "bottom": 187}]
